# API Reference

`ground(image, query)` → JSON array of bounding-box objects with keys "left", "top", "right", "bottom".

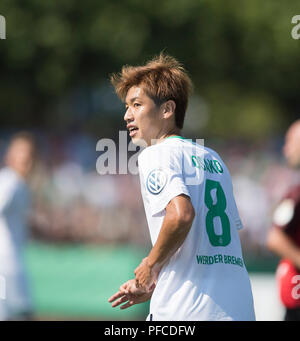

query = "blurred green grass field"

[{"left": 24, "top": 242, "right": 149, "bottom": 320}]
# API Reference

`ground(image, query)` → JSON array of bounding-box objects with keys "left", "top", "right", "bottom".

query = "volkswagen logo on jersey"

[{"left": 146, "top": 169, "right": 168, "bottom": 195}]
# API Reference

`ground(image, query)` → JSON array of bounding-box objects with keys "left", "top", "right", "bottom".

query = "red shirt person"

[{"left": 267, "top": 120, "right": 300, "bottom": 321}]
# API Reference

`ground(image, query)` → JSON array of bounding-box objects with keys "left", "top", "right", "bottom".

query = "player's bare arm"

[
  {"left": 134, "top": 194, "right": 195, "bottom": 292},
  {"left": 266, "top": 227, "right": 300, "bottom": 269},
  {"left": 108, "top": 279, "right": 154, "bottom": 309}
]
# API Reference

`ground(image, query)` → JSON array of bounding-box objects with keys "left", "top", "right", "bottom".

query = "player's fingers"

[
  {"left": 111, "top": 295, "right": 128, "bottom": 308},
  {"left": 108, "top": 292, "right": 120, "bottom": 303},
  {"left": 108, "top": 290, "right": 125, "bottom": 303},
  {"left": 120, "top": 300, "right": 135, "bottom": 310}
]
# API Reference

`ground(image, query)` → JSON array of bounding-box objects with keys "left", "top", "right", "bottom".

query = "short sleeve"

[
  {"left": 273, "top": 199, "right": 295, "bottom": 229},
  {"left": 138, "top": 144, "right": 190, "bottom": 216},
  {"left": 272, "top": 186, "right": 300, "bottom": 234}
]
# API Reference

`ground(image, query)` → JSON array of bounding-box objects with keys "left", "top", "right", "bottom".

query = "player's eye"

[{"left": 133, "top": 102, "right": 141, "bottom": 108}]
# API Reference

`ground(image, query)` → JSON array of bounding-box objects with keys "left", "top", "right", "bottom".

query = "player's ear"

[{"left": 162, "top": 100, "right": 176, "bottom": 119}]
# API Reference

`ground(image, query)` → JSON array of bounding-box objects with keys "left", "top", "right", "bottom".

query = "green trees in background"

[{"left": 0, "top": 0, "right": 299, "bottom": 139}]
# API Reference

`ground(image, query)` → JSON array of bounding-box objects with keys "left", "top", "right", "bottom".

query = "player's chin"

[{"left": 131, "top": 135, "right": 147, "bottom": 147}]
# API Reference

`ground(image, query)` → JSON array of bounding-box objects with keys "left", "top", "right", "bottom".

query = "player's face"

[
  {"left": 6, "top": 139, "right": 34, "bottom": 178},
  {"left": 124, "top": 86, "right": 164, "bottom": 146},
  {"left": 283, "top": 124, "right": 300, "bottom": 168}
]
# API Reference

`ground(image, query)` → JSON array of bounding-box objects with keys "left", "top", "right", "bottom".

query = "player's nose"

[{"left": 124, "top": 107, "right": 133, "bottom": 122}]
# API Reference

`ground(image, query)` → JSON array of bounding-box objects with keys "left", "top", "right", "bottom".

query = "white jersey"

[
  {"left": 138, "top": 137, "right": 255, "bottom": 321},
  {"left": 0, "top": 167, "right": 32, "bottom": 320}
]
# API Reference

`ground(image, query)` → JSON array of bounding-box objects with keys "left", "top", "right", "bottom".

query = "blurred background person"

[
  {"left": 266, "top": 120, "right": 300, "bottom": 321},
  {"left": 0, "top": 132, "right": 36, "bottom": 321}
]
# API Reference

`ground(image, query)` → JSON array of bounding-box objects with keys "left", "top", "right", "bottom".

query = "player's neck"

[{"left": 153, "top": 128, "right": 182, "bottom": 145}]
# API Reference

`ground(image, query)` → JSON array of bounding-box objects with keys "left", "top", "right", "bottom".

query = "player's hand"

[
  {"left": 108, "top": 279, "right": 153, "bottom": 310},
  {"left": 134, "top": 257, "right": 158, "bottom": 292}
]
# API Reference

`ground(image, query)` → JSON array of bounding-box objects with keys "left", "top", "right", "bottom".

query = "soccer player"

[
  {"left": 108, "top": 54, "right": 255, "bottom": 321},
  {"left": 266, "top": 120, "right": 300, "bottom": 321},
  {"left": 0, "top": 132, "right": 36, "bottom": 320}
]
